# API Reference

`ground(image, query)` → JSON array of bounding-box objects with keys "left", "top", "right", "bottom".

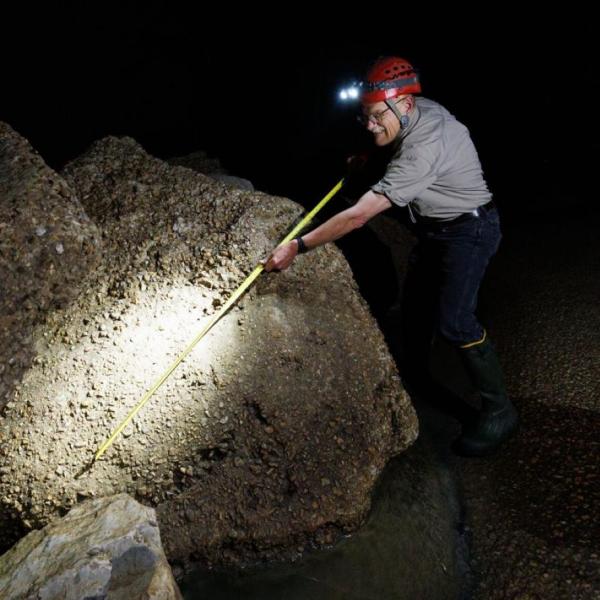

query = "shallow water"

[{"left": 180, "top": 424, "right": 469, "bottom": 600}]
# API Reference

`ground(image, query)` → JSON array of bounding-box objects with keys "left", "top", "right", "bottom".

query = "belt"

[{"left": 410, "top": 200, "right": 496, "bottom": 230}]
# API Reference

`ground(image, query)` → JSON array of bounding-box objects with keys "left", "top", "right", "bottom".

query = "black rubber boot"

[
  {"left": 402, "top": 369, "right": 479, "bottom": 426},
  {"left": 452, "top": 334, "right": 519, "bottom": 457}
]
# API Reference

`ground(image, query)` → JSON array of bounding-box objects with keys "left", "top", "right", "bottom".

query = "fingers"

[
  {"left": 262, "top": 242, "right": 297, "bottom": 272},
  {"left": 261, "top": 253, "right": 278, "bottom": 272},
  {"left": 261, "top": 253, "right": 283, "bottom": 272}
]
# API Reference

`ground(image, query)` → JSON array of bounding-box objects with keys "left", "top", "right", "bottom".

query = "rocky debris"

[
  {"left": 0, "top": 132, "right": 418, "bottom": 571},
  {"left": 0, "top": 493, "right": 181, "bottom": 600},
  {"left": 168, "top": 150, "right": 254, "bottom": 191},
  {"left": 0, "top": 122, "right": 101, "bottom": 411}
]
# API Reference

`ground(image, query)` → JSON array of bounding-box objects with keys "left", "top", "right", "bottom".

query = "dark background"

[{"left": 2, "top": 6, "right": 598, "bottom": 222}]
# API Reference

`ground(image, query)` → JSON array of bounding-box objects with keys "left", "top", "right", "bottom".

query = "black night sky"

[{"left": 2, "top": 7, "right": 598, "bottom": 222}]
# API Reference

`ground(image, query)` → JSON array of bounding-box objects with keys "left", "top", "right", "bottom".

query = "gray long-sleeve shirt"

[{"left": 370, "top": 96, "right": 492, "bottom": 221}]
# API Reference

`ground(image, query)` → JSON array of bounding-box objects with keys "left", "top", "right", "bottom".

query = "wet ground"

[
  {"left": 392, "top": 202, "right": 600, "bottom": 599},
  {"left": 444, "top": 204, "right": 600, "bottom": 599},
  {"left": 181, "top": 202, "right": 599, "bottom": 599}
]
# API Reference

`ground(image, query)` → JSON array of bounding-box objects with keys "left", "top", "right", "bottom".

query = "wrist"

[{"left": 295, "top": 236, "right": 308, "bottom": 254}]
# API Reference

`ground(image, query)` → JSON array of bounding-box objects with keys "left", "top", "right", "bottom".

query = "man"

[{"left": 262, "top": 56, "right": 519, "bottom": 457}]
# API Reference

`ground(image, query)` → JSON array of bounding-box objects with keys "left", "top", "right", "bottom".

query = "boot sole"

[{"left": 451, "top": 419, "right": 520, "bottom": 458}]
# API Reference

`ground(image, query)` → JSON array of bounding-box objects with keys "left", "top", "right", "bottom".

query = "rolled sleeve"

[{"left": 370, "top": 147, "right": 437, "bottom": 208}]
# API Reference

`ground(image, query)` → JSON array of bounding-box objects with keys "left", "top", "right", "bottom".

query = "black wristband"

[{"left": 295, "top": 236, "right": 308, "bottom": 254}]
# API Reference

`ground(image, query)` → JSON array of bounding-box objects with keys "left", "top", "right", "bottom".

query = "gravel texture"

[
  {"left": 0, "top": 127, "right": 418, "bottom": 573},
  {"left": 454, "top": 207, "right": 600, "bottom": 599}
]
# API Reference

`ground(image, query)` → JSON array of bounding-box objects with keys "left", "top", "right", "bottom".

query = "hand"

[
  {"left": 261, "top": 240, "right": 298, "bottom": 272},
  {"left": 346, "top": 153, "right": 369, "bottom": 175}
]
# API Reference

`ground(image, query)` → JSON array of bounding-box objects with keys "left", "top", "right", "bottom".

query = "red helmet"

[{"left": 360, "top": 56, "right": 421, "bottom": 104}]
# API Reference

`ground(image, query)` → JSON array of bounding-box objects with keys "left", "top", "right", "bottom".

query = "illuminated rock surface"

[{"left": 0, "top": 126, "right": 418, "bottom": 571}]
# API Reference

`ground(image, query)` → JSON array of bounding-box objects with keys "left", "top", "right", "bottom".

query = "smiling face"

[{"left": 361, "top": 95, "right": 413, "bottom": 146}]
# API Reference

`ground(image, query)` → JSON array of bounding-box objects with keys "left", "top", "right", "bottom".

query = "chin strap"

[{"left": 385, "top": 98, "right": 409, "bottom": 129}]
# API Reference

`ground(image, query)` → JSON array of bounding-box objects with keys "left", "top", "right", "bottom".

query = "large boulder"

[
  {"left": 0, "top": 494, "right": 181, "bottom": 599},
  {"left": 0, "top": 122, "right": 101, "bottom": 411},
  {"left": 0, "top": 133, "right": 418, "bottom": 571}
]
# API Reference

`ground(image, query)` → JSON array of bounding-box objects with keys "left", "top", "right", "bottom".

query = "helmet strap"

[{"left": 385, "top": 98, "right": 409, "bottom": 129}]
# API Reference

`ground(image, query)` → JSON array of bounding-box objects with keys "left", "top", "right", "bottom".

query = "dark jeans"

[{"left": 400, "top": 206, "right": 502, "bottom": 384}]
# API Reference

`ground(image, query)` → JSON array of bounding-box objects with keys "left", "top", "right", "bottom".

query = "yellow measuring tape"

[{"left": 94, "top": 177, "right": 346, "bottom": 461}]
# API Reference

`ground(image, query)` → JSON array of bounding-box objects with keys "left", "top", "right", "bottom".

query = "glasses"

[{"left": 356, "top": 97, "right": 407, "bottom": 127}]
